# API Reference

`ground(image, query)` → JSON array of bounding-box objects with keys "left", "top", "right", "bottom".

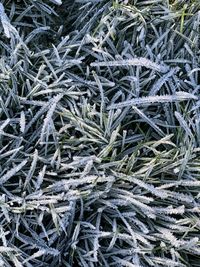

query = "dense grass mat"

[{"left": 0, "top": 1, "right": 200, "bottom": 266}]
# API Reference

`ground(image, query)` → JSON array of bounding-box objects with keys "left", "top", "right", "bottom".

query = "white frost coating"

[
  {"left": 40, "top": 94, "right": 63, "bottom": 143},
  {"left": 91, "top": 57, "right": 169, "bottom": 73},
  {"left": 50, "top": 0, "right": 62, "bottom": 4},
  {"left": 149, "top": 67, "right": 179, "bottom": 96},
  {"left": 0, "top": 159, "right": 28, "bottom": 185},
  {"left": 20, "top": 111, "right": 26, "bottom": 133},
  {"left": 0, "top": 119, "right": 10, "bottom": 132},
  {"left": 0, "top": 3, "right": 14, "bottom": 38},
  {"left": 107, "top": 92, "right": 198, "bottom": 110}
]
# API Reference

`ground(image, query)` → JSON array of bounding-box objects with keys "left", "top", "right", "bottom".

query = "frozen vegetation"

[{"left": 0, "top": 0, "right": 200, "bottom": 266}]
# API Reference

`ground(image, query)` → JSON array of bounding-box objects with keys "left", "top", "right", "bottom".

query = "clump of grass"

[{"left": 0, "top": 0, "right": 200, "bottom": 266}]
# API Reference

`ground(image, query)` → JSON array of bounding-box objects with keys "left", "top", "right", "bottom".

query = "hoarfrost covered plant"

[{"left": 0, "top": 0, "right": 200, "bottom": 266}]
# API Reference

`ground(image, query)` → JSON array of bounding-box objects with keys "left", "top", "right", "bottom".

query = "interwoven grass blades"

[{"left": 0, "top": 0, "right": 200, "bottom": 266}]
